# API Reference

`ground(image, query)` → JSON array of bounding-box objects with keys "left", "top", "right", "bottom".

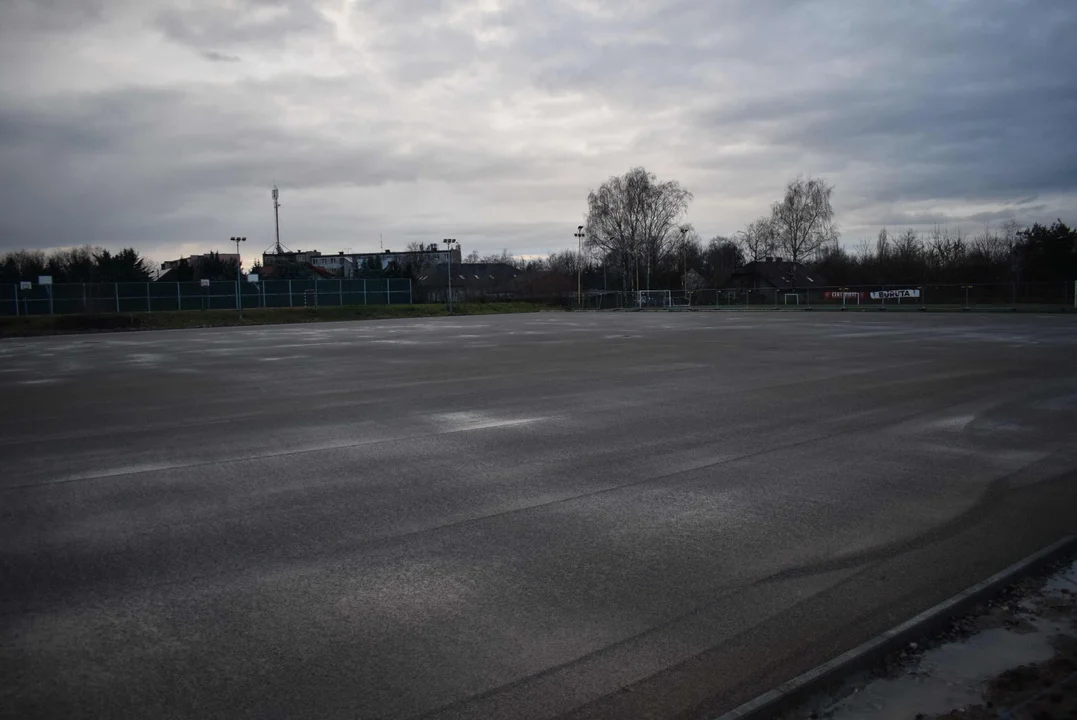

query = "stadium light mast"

[
  {"left": 272, "top": 185, "right": 282, "bottom": 254},
  {"left": 680, "top": 226, "right": 688, "bottom": 294},
  {"left": 443, "top": 238, "right": 458, "bottom": 313},
  {"left": 231, "top": 236, "right": 246, "bottom": 319},
  {"left": 574, "top": 225, "right": 585, "bottom": 307}
]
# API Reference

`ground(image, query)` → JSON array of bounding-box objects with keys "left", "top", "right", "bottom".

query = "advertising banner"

[{"left": 870, "top": 289, "right": 920, "bottom": 299}]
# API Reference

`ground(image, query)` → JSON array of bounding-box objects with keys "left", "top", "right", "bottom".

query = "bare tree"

[
  {"left": 971, "top": 224, "right": 1014, "bottom": 264},
  {"left": 1000, "top": 219, "right": 1021, "bottom": 251},
  {"left": 480, "top": 249, "right": 516, "bottom": 265},
  {"left": 703, "top": 236, "right": 744, "bottom": 285},
  {"left": 876, "top": 228, "right": 890, "bottom": 260},
  {"left": 585, "top": 167, "right": 692, "bottom": 292},
  {"left": 893, "top": 229, "right": 922, "bottom": 260},
  {"left": 927, "top": 226, "right": 966, "bottom": 280},
  {"left": 853, "top": 239, "right": 873, "bottom": 259},
  {"left": 738, "top": 216, "right": 776, "bottom": 262},
  {"left": 1000, "top": 219, "right": 1023, "bottom": 280},
  {"left": 769, "top": 176, "right": 838, "bottom": 263}
]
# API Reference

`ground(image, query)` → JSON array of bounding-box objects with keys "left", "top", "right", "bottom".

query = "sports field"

[{"left": 2, "top": 312, "right": 1075, "bottom": 719}]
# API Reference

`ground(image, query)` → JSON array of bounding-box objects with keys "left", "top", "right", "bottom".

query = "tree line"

[
  {"left": 580, "top": 169, "right": 840, "bottom": 292},
  {"left": 4, "top": 173, "right": 1072, "bottom": 293},
  {"left": 814, "top": 221, "right": 1076, "bottom": 287},
  {"left": 165, "top": 252, "right": 241, "bottom": 282},
  {"left": 576, "top": 167, "right": 1075, "bottom": 291},
  {"left": 1, "top": 246, "right": 154, "bottom": 283}
]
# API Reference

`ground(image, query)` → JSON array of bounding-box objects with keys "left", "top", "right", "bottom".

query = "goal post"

[{"left": 637, "top": 290, "right": 672, "bottom": 308}]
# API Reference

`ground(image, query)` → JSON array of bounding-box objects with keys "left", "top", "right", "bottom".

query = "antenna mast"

[{"left": 272, "top": 185, "right": 282, "bottom": 254}]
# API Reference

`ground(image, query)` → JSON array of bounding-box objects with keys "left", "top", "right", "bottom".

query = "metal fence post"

[
  {"left": 146, "top": 282, "right": 151, "bottom": 312},
  {"left": 176, "top": 282, "right": 182, "bottom": 311},
  {"left": 288, "top": 279, "right": 293, "bottom": 307},
  {"left": 115, "top": 283, "right": 120, "bottom": 313},
  {"left": 386, "top": 278, "right": 390, "bottom": 304},
  {"left": 363, "top": 279, "right": 368, "bottom": 305},
  {"left": 49, "top": 285, "right": 54, "bottom": 315},
  {"left": 408, "top": 278, "right": 412, "bottom": 304},
  {"left": 339, "top": 279, "right": 343, "bottom": 306},
  {"left": 13, "top": 283, "right": 19, "bottom": 316}
]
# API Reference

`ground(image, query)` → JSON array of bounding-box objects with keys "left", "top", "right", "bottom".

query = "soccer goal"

[
  {"left": 637, "top": 290, "right": 672, "bottom": 308},
  {"left": 783, "top": 293, "right": 800, "bottom": 305}
]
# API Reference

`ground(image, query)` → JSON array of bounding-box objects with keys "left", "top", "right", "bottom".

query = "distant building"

[
  {"left": 309, "top": 253, "right": 355, "bottom": 276},
  {"left": 418, "top": 262, "right": 521, "bottom": 302},
  {"left": 157, "top": 252, "right": 242, "bottom": 281},
  {"left": 259, "top": 244, "right": 465, "bottom": 279},
  {"left": 723, "top": 257, "right": 825, "bottom": 290},
  {"left": 308, "top": 246, "right": 463, "bottom": 278},
  {"left": 160, "top": 253, "right": 240, "bottom": 272},
  {"left": 261, "top": 249, "right": 321, "bottom": 267}
]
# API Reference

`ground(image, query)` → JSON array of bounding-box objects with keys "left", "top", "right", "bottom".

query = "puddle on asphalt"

[
  {"left": 821, "top": 628, "right": 1055, "bottom": 719},
  {"left": 793, "top": 559, "right": 1077, "bottom": 719}
]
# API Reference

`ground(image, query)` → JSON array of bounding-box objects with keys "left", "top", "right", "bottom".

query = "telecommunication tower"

[{"left": 272, "top": 185, "right": 283, "bottom": 254}]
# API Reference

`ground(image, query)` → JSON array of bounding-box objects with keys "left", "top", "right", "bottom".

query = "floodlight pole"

[
  {"left": 574, "top": 226, "right": 585, "bottom": 308},
  {"left": 232, "top": 236, "right": 246, "bottom": 319},
  {"left": 680, "top": 226, "right": 688, "bottom": 294},
  {"left": 443, "top": 238, "right": 458, "bottom": 313}
]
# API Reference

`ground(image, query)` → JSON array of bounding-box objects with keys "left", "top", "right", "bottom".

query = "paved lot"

[{"left": 2, "top": 312, "right": 1076, "bottom": 720}]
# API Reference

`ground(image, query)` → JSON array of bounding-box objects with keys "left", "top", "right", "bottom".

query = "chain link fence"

[
  {"left": 1, "top": 279, "right": 413, "bottom": 316},
  {"left": 685, "top": 282, "right": 1074, "bottom": 310}
]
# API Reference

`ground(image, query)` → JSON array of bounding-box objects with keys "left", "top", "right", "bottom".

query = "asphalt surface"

[{"left": 2, "top": 311, "right": 1076, "bottom": 720}]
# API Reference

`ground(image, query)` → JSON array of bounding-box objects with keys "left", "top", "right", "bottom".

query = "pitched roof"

[
  {"left": 417, "top": 262, "right": 520, "bottom": 287},
  {"left": 727, "top": 259, "right": 825, "bottom": 288}
]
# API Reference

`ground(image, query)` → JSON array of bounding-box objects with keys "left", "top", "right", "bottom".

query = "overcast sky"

[{"left": 2, "top": 0, "right": 1075, "bottom": 266}]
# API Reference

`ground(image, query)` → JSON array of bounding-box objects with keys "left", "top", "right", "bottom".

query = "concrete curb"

[{"left": 714, "top": 534, "right": 1077, "bottom": 720}]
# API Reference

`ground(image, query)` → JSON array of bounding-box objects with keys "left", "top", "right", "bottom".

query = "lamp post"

[
  {"left": 443, "top": 238, "right": 458, "bottom": 313},
  {"left": 680, "top": 226, "right": 688, "bottom": 295},
  {"left": 574, "top": 225, "right": 585, "bottom": 308},
  {"left": 231, "top": 236, "right": 246, "bottom": 319}
]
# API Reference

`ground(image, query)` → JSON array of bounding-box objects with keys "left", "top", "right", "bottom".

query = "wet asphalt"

[{"left": 2, "top": 311, "right": 1076, "bottom": 719}]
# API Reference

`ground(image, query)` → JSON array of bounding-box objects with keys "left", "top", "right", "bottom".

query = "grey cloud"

[
  {"left": 154, "top": 0, "right": 332, "bottom": 49},
  {"left": 681, "top": 0, "right": 1077, "bottom": 216},
  {"left": 0, "top": 81, "right": 556, "bottom": 254},
  {"left": 0, "top": 0, "right": 111, "bottom": 35},
  {"left": 1, "top": 0, "right": 1076, "bottom": 260},
  {"left": 869, "top": 205, "right": 1049, "bottom": 230},
  {"left": 202, "top": 50, "right": 241, "bottom": 63}
]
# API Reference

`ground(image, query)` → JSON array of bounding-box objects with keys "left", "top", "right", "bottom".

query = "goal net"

[{"left": 636, "top": 290, "right": 672, "bottom": 308}]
